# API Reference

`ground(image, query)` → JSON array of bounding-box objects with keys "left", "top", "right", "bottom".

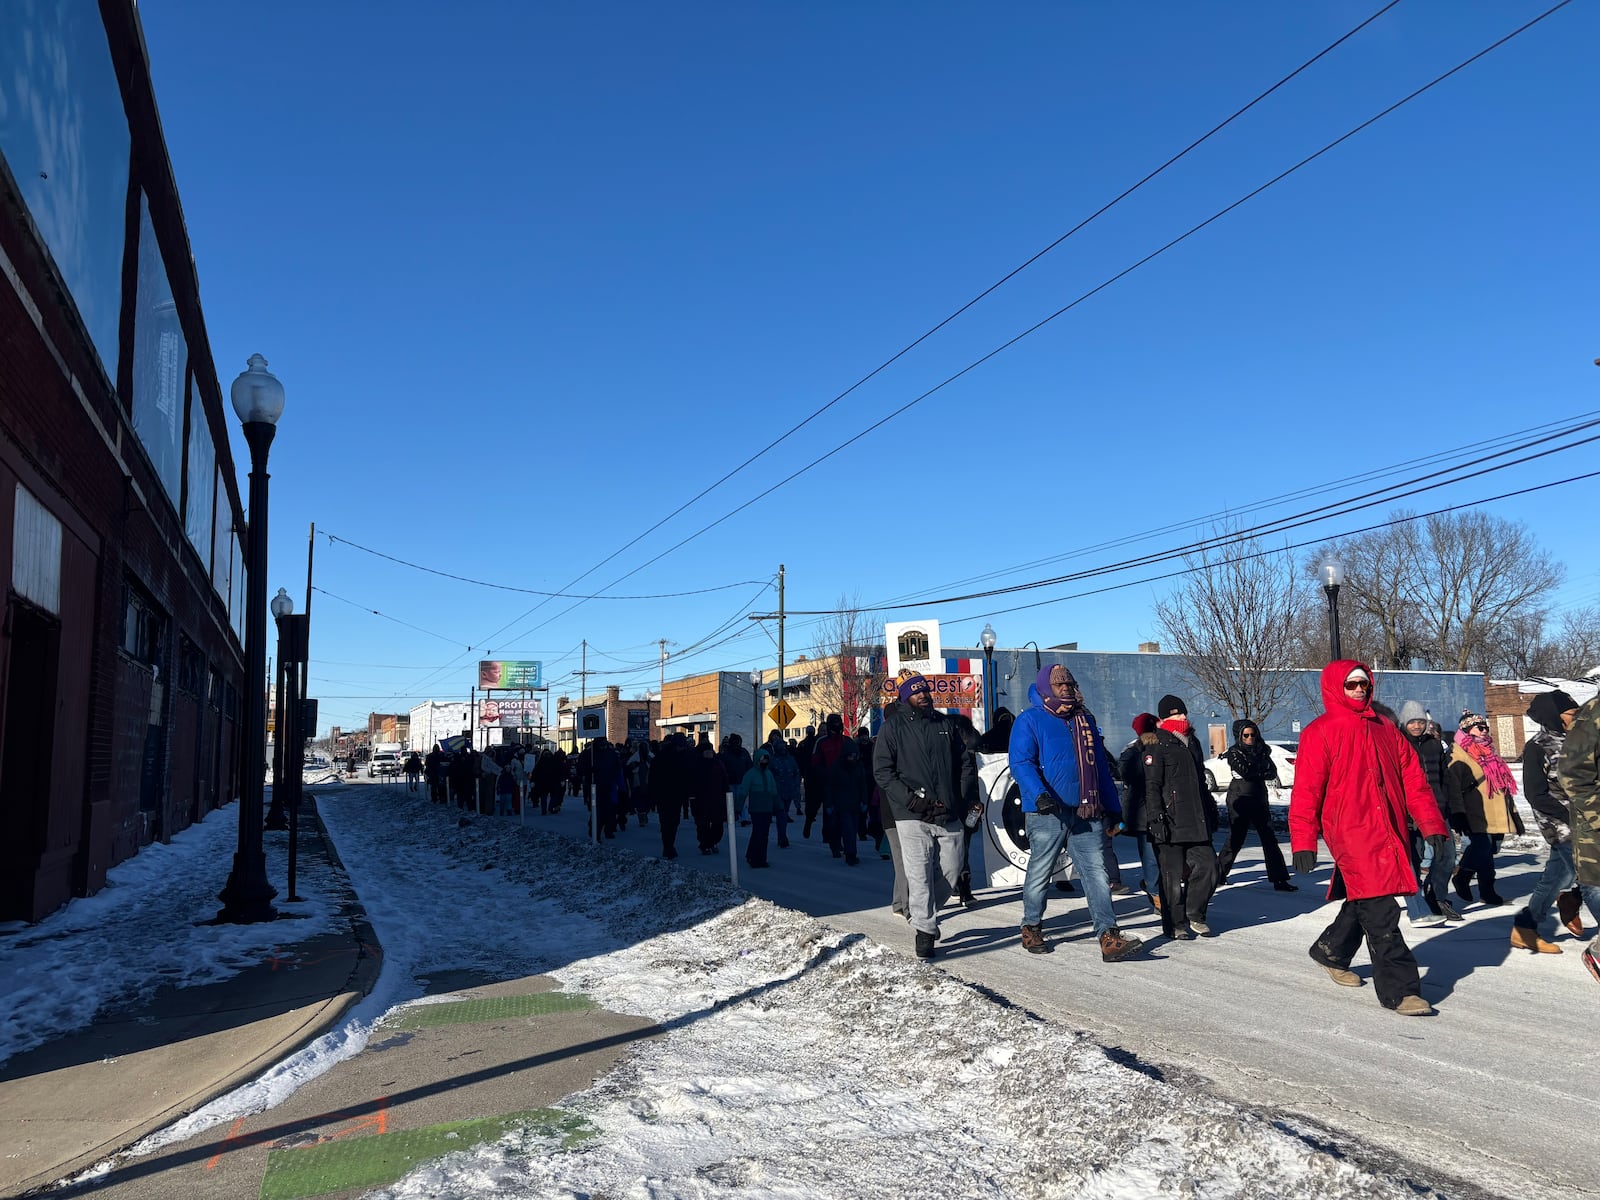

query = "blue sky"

[{"left": 136, "top": 1, "right": 1599, "bottom": 734}]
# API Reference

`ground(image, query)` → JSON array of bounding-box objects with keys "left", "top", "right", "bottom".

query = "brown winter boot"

[
  {"left": 1020, "top": 924, "right": 1052, "bottom": 954},
  {"left": 1510, "top": 924, "right": 1562, "bottom": 954},
  {"left": 1557, "top": 889, "right": 1584, "bottom": 938},
  {"left": 1394, "top": 995, "right": 1434, "bottom": 1016},
  {"left": 1099, "top": 927, "right": 1145, "bottom": 962}
]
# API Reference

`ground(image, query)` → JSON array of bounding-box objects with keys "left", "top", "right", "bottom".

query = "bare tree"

[
  {"left": 1404, "top": 511, "right": 1564, "bottom": 671},
  {"left": 1309, "top": 510, "right": 1563, "bottom": 673},
  {"left": 807, "top": 594, "right": 888, "bottom": 733},
  {"left": 1547, "top": 607, "right": 1600, "bottom": 680},
  {"left": 1154, "top": 532, "right": 1307, "bottom": 728}
]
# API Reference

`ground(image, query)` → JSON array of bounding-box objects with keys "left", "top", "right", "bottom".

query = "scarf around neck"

[
  {"left": 1158, "top": 716, "right": 1192, "bottom": 738},
  {"left": 1035, "top": 664, "right": 1102, "bottom": 818},
  {"left": 1456, "top": 730, "right": 1518, "bottom": 797}
]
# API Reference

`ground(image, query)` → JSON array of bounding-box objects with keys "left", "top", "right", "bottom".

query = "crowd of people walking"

[{"left": 398, "top": 658, "right": 1600, "bottom": 1008}]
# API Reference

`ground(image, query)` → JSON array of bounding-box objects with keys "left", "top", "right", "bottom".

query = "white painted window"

[{"left": 12, "top": 484, "right": 62, "bottom": 615}]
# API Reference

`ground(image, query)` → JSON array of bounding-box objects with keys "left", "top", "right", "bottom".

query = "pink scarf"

[{"left": 1455, "top": 730, "right": 1517, "bottom": 798}]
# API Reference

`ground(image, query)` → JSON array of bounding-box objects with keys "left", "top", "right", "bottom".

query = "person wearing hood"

[
  {"left": 1396, "top": 700, "right": 1466, "bottom": 924},
  {"left": 1289, "top": 662, "right": 1447, "bottom": 1016},
  {"left": 691, "top": 739, "right": 730, "bottom": 855},
  {"left": 1141, "top": 694, "right": 1220, "bottom": 939},
  {"left": 873, "top": 673, "right": 975, "bottom": 959},
  {"left": 1010, "top": 664, "right": 1144, "bottom": 960},
  {"left": 1447, "top": 710, "right": 1521, "bottom": 907},
  {"left": 1512, "top": 690, "right": 1600, "bottom": 954},
  {"left": 1215, "top": 719, "right": 1295, "bottom": 892},
  {"left": 719, "top": 735, "right": 753, "bottom": 822},
  {"left": 979, "top": 707, "right": 1015, "bottom": 754},
  {"left": 1556, "top": 693, "right": 1600, "bottom": 985},
  {"left": 739, "top": 747, "right": 783, "bottom": 868},
  {"left": 652, "top": 733, "right": 694, "bottom": 860},
  {"left": 1117, "top": 713, "right": 1163, "bottom": 911}
]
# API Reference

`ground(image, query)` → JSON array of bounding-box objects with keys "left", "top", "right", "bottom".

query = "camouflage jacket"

[
  {"left": 1557, "top": 696, "right": 1600, "bottom": 888},
  {"left": 1522, "top": 728, "right": 1570, "bottom": 846}
]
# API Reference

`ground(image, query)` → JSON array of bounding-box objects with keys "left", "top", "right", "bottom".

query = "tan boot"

[
  {"left": 1510, "top": 924, "right": 1563, "bottom": 954},
  {"left": 1394, "top": 995, "right": 1434, "bottom": 1016},
  {"left": 1557, "top": 890, "right": 1584, "bottom": 938}
]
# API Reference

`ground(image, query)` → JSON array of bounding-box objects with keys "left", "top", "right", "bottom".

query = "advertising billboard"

[
  {"left": 478, "top": 660, "right": 542, "bottom": 689},
  {"left": 478, "top": 697, "right": 546, "bottom": 728}
]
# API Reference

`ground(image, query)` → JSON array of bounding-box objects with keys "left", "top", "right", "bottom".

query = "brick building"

[
  {"left": 557, "top": 685, "right": 658, "bottom": 750},
  {"left": 0, "top": 3, "right": 253, "bottom": 919}
]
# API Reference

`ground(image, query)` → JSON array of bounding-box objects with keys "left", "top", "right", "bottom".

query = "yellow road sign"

[{"left": 768, "top": 700, "right": 796, "bottom": 729}]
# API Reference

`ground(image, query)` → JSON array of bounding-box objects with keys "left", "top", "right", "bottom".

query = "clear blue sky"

[{"left": 136, "top": 1, "right": 1600, "bottom": 734}]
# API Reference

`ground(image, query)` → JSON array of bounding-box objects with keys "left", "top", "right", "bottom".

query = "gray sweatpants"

[{"left": 898, "top": 818, "right": 965, "bottom": 936}]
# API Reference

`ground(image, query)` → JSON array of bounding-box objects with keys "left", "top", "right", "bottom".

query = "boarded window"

[{"left": 12, "top": 484, "right": 63, "bottom": 615}]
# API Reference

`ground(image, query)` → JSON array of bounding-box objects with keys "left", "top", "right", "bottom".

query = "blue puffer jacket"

[{"left": 1009, "top": 685, "right": 1122, "bottom": 818}]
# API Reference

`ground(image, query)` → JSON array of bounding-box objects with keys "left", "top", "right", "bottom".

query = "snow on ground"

[
  {"left": 0, "top": 794, "right": 340, "bottom": 1068},
  {"left": 281, "top": 785, "right": 1454, "bottom": 1200}
]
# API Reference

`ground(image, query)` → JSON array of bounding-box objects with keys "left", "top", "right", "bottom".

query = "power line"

[
  {"left": 497, "top": 1, "right": 1404, "bottom": 613},
  {"left": 521, "top": 2, "right": 1575, "bottom": 616},
  {"left": 321, "top": 531, "right": 768, "bottom": 599},
  {"left": 786, "top": 419, "right": 1600, "bottom": 615}
]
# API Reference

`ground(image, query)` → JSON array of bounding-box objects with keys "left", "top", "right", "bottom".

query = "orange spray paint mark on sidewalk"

[{"left": 205, "top": 1117, "right": 248, "bottom": 1170}]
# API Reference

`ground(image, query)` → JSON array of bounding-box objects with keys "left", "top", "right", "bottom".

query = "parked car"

[
  {"left": 367, "top": 751, "right": 402, "bottom": 778},
  {"left": 1202, "top": 741, "right": 1298, "bottom": 792}
]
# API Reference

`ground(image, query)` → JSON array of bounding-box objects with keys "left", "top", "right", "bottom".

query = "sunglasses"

[
  {"left": 1343, "top": 680, "right": 1372, "bottom": 692},
  {"left": 1467, "top": 722, "right": 1488, "bottom": 732},
  {"left": 1241, "top": 733, "right": 1257, "bottom": 740}
]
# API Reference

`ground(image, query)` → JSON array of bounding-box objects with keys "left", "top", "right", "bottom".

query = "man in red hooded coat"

[{"left": 1289, "top": 660, "right": 1449, "bottom": 1015}]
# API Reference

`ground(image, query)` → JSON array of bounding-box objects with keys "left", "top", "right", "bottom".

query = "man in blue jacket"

[{"left": 1010, "top": 663, "right": 1145, "bottom": 961}]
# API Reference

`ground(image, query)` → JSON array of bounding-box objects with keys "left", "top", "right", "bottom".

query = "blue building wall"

[{"left": 991, "top": 649, "right": 1484, "bottom": 751}]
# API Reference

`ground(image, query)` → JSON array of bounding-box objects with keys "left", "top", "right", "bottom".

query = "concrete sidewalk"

[{"left": 0, "top": 799, "right": 382, "bottom": 1197}]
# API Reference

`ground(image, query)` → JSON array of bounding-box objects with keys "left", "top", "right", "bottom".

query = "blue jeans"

[
  {"left": 1022, "top": 810, "right": 1115, "bottom": 933},
  {"left": 1521, "top": 841, "right": 1600, "bottom": 937}
]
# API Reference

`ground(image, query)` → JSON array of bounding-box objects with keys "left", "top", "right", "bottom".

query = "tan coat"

[{"left": 1448, "top": 745, "right": 1517, "bottom": 835}]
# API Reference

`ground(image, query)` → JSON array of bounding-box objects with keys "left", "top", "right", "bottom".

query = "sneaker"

[
  {"left": 1189, "top": 918, "right": 1212, "bottom": 936},
  {"left": 1109, "top": 884, "right": 1133, "bottom": 897},
  {"left": 1272, "top": 880, "right": 1299, "bottom": 892},
  {"left": 1099, "top": 927, "right": 1145, "bottom": 962},
  {"left": 1557, "top": 890, "right": 1584, "bottom": 938},
  {"left": 1309, "top": 944, "right": 1362, "bottom": 987},
  {"left": 914, "top": 931, "right": 935, "bottom": 959},
  {"left": 1169, "top": 926, "right": 1195, "bottom": 941},
  {"left": 1583, "top": 942, "right": 1600, "bottom": 985},
  {"left": 1410, "top": 912, "right": 1447, "bottom": 927},
  {"left": 1394, "top": 994, "right": 1434, "bottom": 1016},
  {"left": 1437, "top": 900, "right": 1464, "bottom": 922},
  {"left": 1510, "top": 924, "right": 1562, "bottom": 954},
  {"left": 1020, "top": 924, "right": 1053, "bottom": 954}
]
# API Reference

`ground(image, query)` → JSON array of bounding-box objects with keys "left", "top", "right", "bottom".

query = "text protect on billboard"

[{"left": 478, "top": 697, "right": 546, "bottom": 728}]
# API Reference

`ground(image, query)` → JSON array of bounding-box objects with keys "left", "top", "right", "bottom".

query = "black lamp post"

[
  {"left": 980, "top": 623, "right": 997, "bottom": 729},
  {"left": 218, "top": 353, "right": 284, "bottom": 924},
  {"left": 265, "top": 588, "right": 295, "bottom": 829},
  {"left": 749, "top": 668, "right": 762, "bottom": 748},
  {"left": 1319, "top": 555, "right": 1345, "bottom": 662}
]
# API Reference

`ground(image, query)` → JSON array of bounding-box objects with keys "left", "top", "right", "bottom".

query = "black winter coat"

[
  {"left": 1140, "top": 728, "right": 1216, "bottom": 844},
  {"left": 872, "top": 703, "right": 974, "bottom": 824},
  {"left": 1403, "top": 729, "right": 1463, "bottom": 827},
  {"left": 1117, "top": 739, "right": 1149, "bottom": 832}
]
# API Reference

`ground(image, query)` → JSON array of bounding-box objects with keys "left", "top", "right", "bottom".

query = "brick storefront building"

[{"left": 0, "top": 3, "right": 252, "bottom": 920}]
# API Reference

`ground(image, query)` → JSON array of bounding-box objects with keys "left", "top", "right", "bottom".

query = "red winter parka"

[{"left": 1288, "top": 660, "right": 1447, "bottom": 900}]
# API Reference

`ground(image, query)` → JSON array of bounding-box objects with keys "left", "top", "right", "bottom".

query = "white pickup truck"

[{"left": 367, "top": 750, "right": 402, "bottom": 778}]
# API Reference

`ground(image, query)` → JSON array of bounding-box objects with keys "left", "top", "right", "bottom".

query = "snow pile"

[
  {"left": 0, "top": 800, "right": 341, "bottom": 1068},
  {"left": 290, "top": 788, "right": 1449, "bottom": 1200}
]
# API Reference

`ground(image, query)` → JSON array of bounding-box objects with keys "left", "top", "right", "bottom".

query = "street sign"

[{"left": 769, "top": 699, "right": 796, "bottom": 729}]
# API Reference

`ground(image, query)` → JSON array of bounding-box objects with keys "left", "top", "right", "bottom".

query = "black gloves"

[
  {"left": 1448, "top": 811, "right": 1470, "bottom": 834},
  {"left": 1033, "top": 793, "right": 1061, "bottom": 818},
  {"left": 1426, "top": 833, "right": 1450, "bottom": 852},
  {"left": 1293, "top": 850, "right": 1318, "bottom": 875}
]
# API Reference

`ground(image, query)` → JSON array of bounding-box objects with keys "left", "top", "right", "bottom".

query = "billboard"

[
  {"left": 879, "top": 672, "right": 982, "bottom": 711},
  {"left": 478, "top": 660, "right": 542, "bottom": 689},
  {"left": 626, "top": 710, "right": 652, "bottom": 743},
  {"left": 478, "top": 697, "right": 546, "bottom": 728},
  {"left": 576, "top": 706, "right": 606, "bottom": 740}
]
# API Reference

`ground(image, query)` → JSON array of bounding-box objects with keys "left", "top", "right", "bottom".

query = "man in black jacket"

[
  {"left": 1514, "top": 689, "right": 1600, "bottom": 953},
  {"left": 1141, "top": 694, "right": 1219, "bottom": 938},
  {"left": 873, "top": 674, "right": 976, "bottom": 958},
  {"left": 1397, "top": 700, "right": 1465, "bottom": 923}
]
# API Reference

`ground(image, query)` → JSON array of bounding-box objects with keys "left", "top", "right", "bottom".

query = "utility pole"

[{"left": 748, "top": 565, "right": 786, "bottom": 743}]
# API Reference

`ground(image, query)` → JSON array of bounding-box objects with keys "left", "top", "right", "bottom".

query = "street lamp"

[
  {"left": 218, "top": 353, "right": 284, "bottom": 924},
  {"left": 980, "top": 623, "right": 997, "bottom": 729},
  {"left": 1319, "top": 555, "right": 1345, "bottom": 662},
  {"left": 749, "top": 669, "right": 762, "bottom": 750},
  {"left": 265, "top": 588, "right": 294, "bottom": 830}
]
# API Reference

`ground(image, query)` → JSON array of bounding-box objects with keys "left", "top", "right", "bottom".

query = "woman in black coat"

[{"left": 1215, "top": 719, "right": 1295, "bottom": 891}]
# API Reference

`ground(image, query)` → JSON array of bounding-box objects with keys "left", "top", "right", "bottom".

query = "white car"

[
  {"left": 367, "top": 751, "right": 402, "bottom": 778},
  {"left": 1202, "top": 741, "right": 1297, "bottom": 793}
]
